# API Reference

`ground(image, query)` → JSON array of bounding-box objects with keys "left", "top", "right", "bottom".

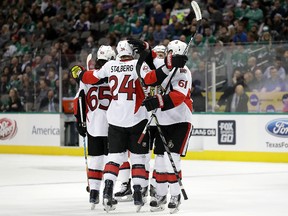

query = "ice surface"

[{"left": 0, "top": 154, "right": 288, "bottom": 216}]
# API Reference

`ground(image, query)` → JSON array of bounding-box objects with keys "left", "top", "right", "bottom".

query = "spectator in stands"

[
  {"left": 38, "top": 89, "right": 59, "bottom": 112},
  {"left": 0, "top": 24, "right": 10, "bottom": 48},
  {"left": 43, "top": 0, "right": 57, "bottom": 18},
  {"left": 224, "top": 84, "right": 249, "bottom": 112},
  {"left": 1, "top": 88, "right": 24, "bottom": 112},
  {"left": 234, "top": 0, "right": 250, "bottom": 20},
  {"left": 46, "top": 66, "right": 58, "bottom": 90},
  {"left": 264, "top": 57, "right": 286, "bottom": 80},
  {"left": 243, "top": 71, "right": 254, "bottom": 91},
  {"left": 73, "top": 13, "right": 90, "bottom": 32},
  {"left": 0, "top": 74, "right": 10, "bottom": 96},
  {"left": 21, "top": 53, "right": 32, "bottom": 74},
  {"left": 246, "top": 56, "right": 258, "bottom": 74},
  {"left": 90, "top": 2, "right": 107, "bottom": 23},
  {"left": 232, "top": 21, "right": 248, "bottom": 43},
  {"left": 282, "top": 94, "right": 288, "bottom": 112},
  {"left": 191, "top": 81, "right": 206, "bottom": 112},
  {"left": 203, "top": 26, "right": 217, "bottom": 46},
  {"left": 283, "top": 48, "right": 288, "bottom": 74},
  {"left": 270, "top": 13, "right": 285, "bottom": 37},
  {"left": 243, "top": 0, "right": 264, "bottom": 31},
  {"left": 21, "top": 74, "right": 34, "bottom": 112},
  {"left": 9, "top": 56, "right": 22, "bottom": 75},
  {"left": 151, "top": 4, "right": 166, "bottom": 25},
  {"left": 35, "top": 78, "right": 50, "bottom": 111},
  {"left": 43, "top": 16, "right": 58, "bottom": 41},
  {"left": 131, "top": 19, "right": 144, "bottom": 37},
  {"left": 192, "top": 61, "right": 207, "bottom": 91},
  {"left": 207, "top": 3, "right": 223, "bottom": 33},
  {"left": 109, "top": 15, "right": 130, "bottom": 39},
  {"left": 249, "top": 68, "right": 266, "bottom": 92},
  {"left": 215, "top": 69, "right": 246, "bottom": 110},
  {"left": 268, "top": 0, "right": 286, "bottom": 25},
  {"left": 9, "top": 74, "right": 22, "bottom": 91},
  {"left": 217, "top": 26, "right": 231, "bottom": 43},
  {"left": 153, "top": 23, "right": 167, "bottom": 45},
  {"left": 261, "top": 66, "right": 286, "bottom": 92},
  {"left": 231, "top": 43, "right": 249, "bottom": 69}
]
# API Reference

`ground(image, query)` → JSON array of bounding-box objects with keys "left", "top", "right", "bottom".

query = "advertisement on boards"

[{"left": 0, "top": 114, "right": 61, "bottom": 146}]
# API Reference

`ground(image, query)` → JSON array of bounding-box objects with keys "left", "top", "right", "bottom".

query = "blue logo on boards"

[
  {"left": 250, "top": 94, "right": 259, "bottom": 106},
  {"left": 265, "top": 119, "right": 288, "bottom": 137}
]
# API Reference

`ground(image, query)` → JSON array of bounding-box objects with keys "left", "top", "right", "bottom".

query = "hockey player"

[
  {"left": 71, "top": 39, "right": 187, "bottom": 213},
  {"left": 131, "top": 39, "right": 193, "bottom": 213},
  {"left": 147, "top": 44, "right": 167, "bottom": 198},
  {"left": 72, "top": 40, "right": 150, "bottom": 212},
  {"left": 73, "top": 45, "right": 117, "bottom": 210}
]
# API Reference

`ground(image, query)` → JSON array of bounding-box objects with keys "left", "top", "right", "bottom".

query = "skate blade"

[
  {"left": 136, "top": 204, "right": 144, "bottom": 213},
  {"left": 103, "top": 199, "right": 116, "bottom": 212},
  {"left": 91, "top": 203, "right": 96, "bottom": 210},
  {"left": 115, "top": 194, "right": 133, "bottom": 202},
  {"left": 169, "top": 207, "right": 179, "bottom": 214},
  {"left": 150, "top": 205, "right": 165, "bottom": 212}
]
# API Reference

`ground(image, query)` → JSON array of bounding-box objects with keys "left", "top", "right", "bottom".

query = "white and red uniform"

[
  {"left": 82, "top": 59, "right": 149, "bottom": 127},
  {"left": 143, "top": 57, "right": 193, "bottom": 200},
  {"left": 81, "top": 58, "right": 151, "bottom": 192},
  {"left": 74, "top": 75, "right": 112, "bottom": 193}
]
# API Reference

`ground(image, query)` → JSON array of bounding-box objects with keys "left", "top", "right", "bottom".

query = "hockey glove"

[
  {"left": 164, "top": 54, "right": 188, "bottom": 70},
  {"left": 142, "top": 94, "right": 164, "bottom": 111},
  {"left": 127, "top": 37, "right": 149, "bottom": 53},
  {"left": 70, "top": 65, "right": 86, "bottom": 79},
  {"left": 77, "top": 122, "right": 87, "bottom": 137}
]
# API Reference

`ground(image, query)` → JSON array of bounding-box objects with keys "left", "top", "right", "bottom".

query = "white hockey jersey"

[
  {"left": 143, "top": 57, "right": 193, "bottom": 126},
  {"left": 75, "top": 79, "right": 111, "bottom": 136},
  {"left": 89, "top": 59, "right": 149, "bottom": 128},
  {"left": 156, "top": 65, "right": 193, "bottom": 125}
]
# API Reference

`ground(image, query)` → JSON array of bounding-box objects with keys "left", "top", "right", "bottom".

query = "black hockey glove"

[
  {"left": 142, "top": 94, "right": 164, "bottom": 111},
  {"left": 164, "top": 54, "right": 188, "bottom": 70},
  {"left": 127, "top": 37, "right": 149, "bottom": 53},
  {"left": 77, "top": 122, "right": 87, "bottom": 137}
]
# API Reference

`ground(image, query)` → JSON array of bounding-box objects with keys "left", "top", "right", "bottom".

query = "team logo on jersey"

[
  {"left": 218, "top": 120, "right": 236, "bottom": 145},
  {"left": 0, "top": 118, "right": 18, "bottom": 140}
]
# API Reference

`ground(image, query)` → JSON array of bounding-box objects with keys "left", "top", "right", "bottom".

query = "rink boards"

[{"left": 0, "top": 113, "right": 288, "bottom": 163}]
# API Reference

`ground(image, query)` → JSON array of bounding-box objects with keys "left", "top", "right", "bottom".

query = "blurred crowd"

[{"left": 1, "top": 0, "right": 288, "bottom": 113}]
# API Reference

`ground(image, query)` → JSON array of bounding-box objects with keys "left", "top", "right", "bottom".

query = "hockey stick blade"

[
  {"left": 191, "top": 1, "right": 202, "bottom": 21},
  {"left": 86, "top": 53, "right": 92, "bottom": 69}
]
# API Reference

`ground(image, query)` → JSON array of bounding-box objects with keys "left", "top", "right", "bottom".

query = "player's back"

[{"left": 99, "top": 59, "right": 140, "bottom": 128}]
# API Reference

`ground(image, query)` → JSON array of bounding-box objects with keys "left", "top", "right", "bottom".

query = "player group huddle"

[{"left": 71, "top": 37, "right": 193, "bottom": 214}]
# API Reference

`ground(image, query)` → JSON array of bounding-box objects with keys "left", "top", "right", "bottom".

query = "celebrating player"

[
  {"left": 71, "top": 40, "right": 151, "bottom": 212},
  {"left": 73, "top": 45, "right": 117, "bottom": 210},
  {"left": 130, "top": 39, "right": 193, "bottom": 213}
]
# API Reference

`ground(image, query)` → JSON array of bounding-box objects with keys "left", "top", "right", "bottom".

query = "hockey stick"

[
  {"left": 137, "top": 0, "right": 202, "bottom": 144},
  {"left": 153, "top": 113, "right": 189, "bottom": 200},
  {"left": 79, "top": 96, "right": 90, "bottom": 192},
  {"left": 135, "top": 65, "right": 189, "bottom": 200},
  {"left": 86, "top": 53, "right": 92, "bottom": 69}
]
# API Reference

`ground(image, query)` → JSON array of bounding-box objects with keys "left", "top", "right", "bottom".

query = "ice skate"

[
  {"left": 150, "top": 194, "right": 167, "bottom": 212},
  {"left": 133, "top": 185, "right": 144, "bottom": 212},
  {"left": 168, "top": 194, "right": 181, "bottom": 214},
  {"left": 114, "top": 179, "right": 133, "bottom": 202},
  {"left": 89, "top": 189, "right": 99, "bottom": 210},
  {"left": 103, "top": 180, "right": 116, "bottom": 212},
  {"left": 149, "top": 184, "right": 156, "bottom": 198},
  {"left": 142, "top": 186, "right": 148, "bottom": 203}
]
